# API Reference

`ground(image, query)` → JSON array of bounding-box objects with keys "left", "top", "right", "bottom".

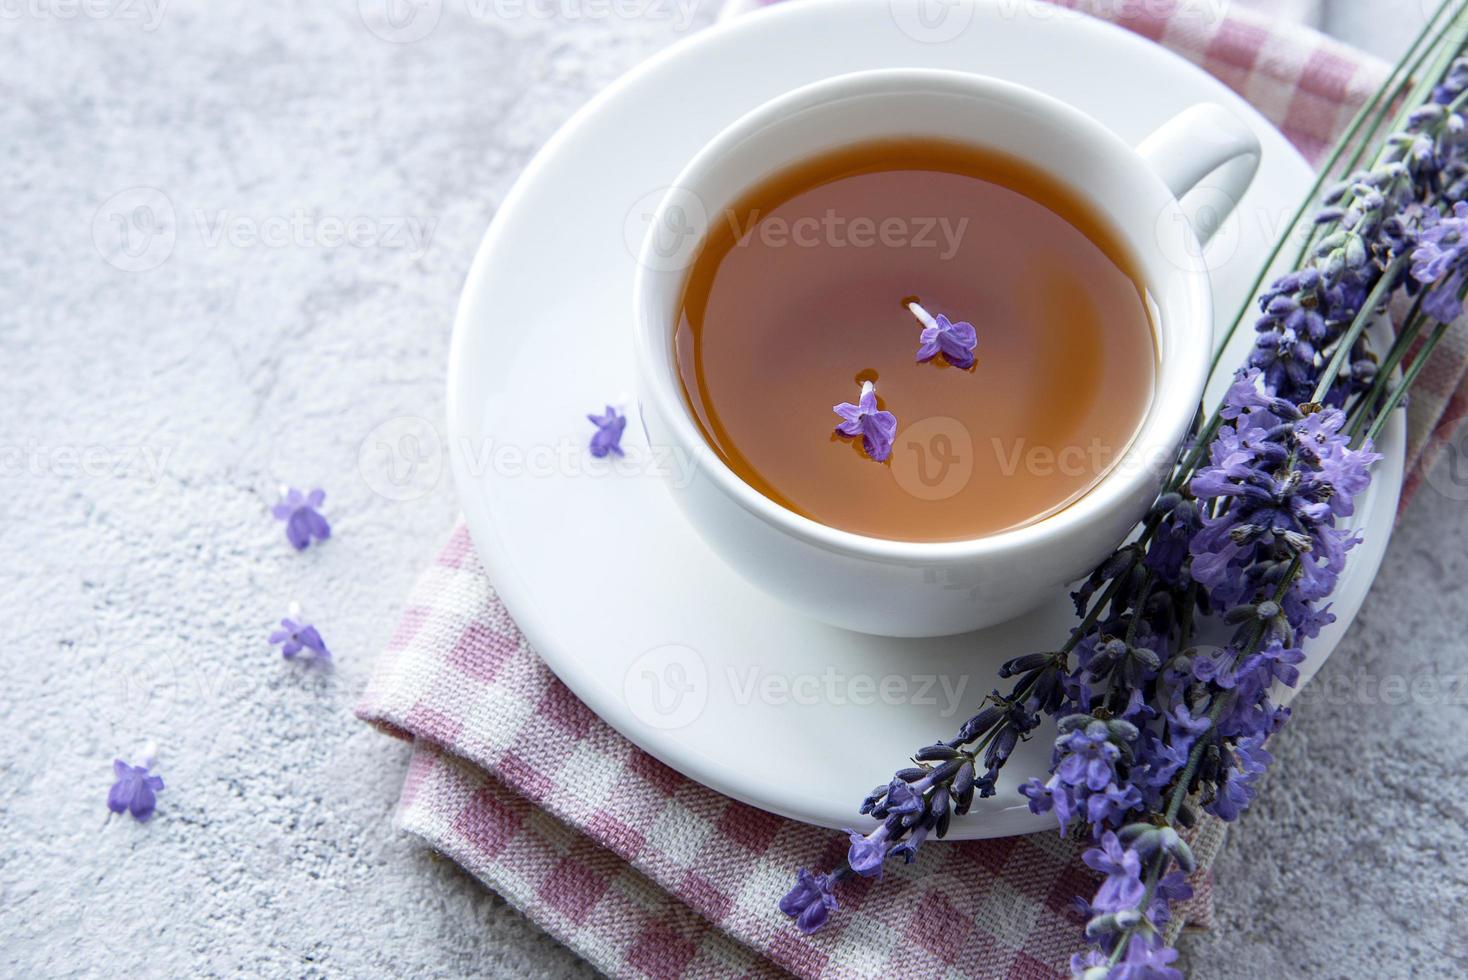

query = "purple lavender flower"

[
  {"left": 1061, "top": 721, "right": 1123, "bottom": 791},
  {"left": 1072, "top": 833, "right": 1189, "bottom": 976},
  {"left": 778, "top": 868, "right": 839, "bottom": 934},
  {"left": 1411, "top": 200, "right": 1468, "bottom": 280},
  {"left": 1139, "top": 705, "right": 1211, "bottom": 796},
  {"left": 587, "top": 405, "right": 627, "bottom": 458},
  {"left": 1081, "top": 832, "right": 1146, "bottom": 914},
  {"left": 1190, "top": 400, "right": 1376, "bottom": 615},
  {"left": 1295, "top": 411, "right": 1381, "bottom": 517},
  {"left": 909, "top": 301, "right": 978, "bottom": 369},
  {"left": 1219, "top": 368, "right": 1275, "bottom": 420},
  {"left": 1071, "top": 950, "right": 1111, "bottom": 980},
  {"left": 108, "top": 756, "right": 164, "bottom": 821},
  {"left": 1146, "top": 871, "right": 1194, "bottom": 930},
  {"left": 833, "top": 381, "right": 898, "bottom": 462},
  {"left": 1411, "top": 201, "right": 1468, "bottom": 321},
  {"left": 1250, "top": 140, "right": 1425, "bottom": 407},
  {"left": 888, "top": 822, "right": 932, "bottom": 864},
  {"left": 1021, "top": 718, "right": 1143, "bottom": 835},
  {"left": 1111, "top": 936, "right": 1182, "bottom": 980},
  {"left": 845, "top": 825, "right": 890, "bottom": 877},
  {"left": 269, "top": 604, "right": 330, "bottom": 662},
  {"left": 882, "top": 777, "right": 924, "bottom": 817},
  {"left": 1145, "top": 496, "right": 1199, "bottom": 585},
  {"left": 1206, "top": 734, "right": 1274, "bottom": 820},
  {"left": 1237, "top": 640, "right": 1306, "bottom": 690},
  {"left": 272, "top": 487, "right": 331, "bottom": 551}
]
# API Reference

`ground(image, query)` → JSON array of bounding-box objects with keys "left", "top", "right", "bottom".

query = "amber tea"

[{"left": 673, "top": 137, "right": 1157, "bottom": 543}]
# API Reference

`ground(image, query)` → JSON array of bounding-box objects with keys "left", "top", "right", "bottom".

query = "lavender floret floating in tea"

[
  {"left": 908, "top": 301, "right": 978, "bottom": 369},
  {"left": 782, "top": 4, "right": 1468, "bottom": 973},
  {"left": 831, "top": 380, "right": 898, "bottom": 462},
  {"left": 674, "top": 138, "right": 1151, "bottom": 542},
  {"left": 587, "top": 405, "right": 627, "bottom": 458}
]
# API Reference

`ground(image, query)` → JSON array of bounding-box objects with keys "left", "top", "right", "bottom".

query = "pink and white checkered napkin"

[{"left": 359, "top": 5, "right": 1468, "bottom": 978}]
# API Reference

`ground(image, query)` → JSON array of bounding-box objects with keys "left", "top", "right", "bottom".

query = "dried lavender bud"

[
  {"left": 952, "top": 760, "right": 975, "bottom": 799},
  {"left": 926, "top": 758, "right": 964, "bottom": 786},
  {"left": 1105, "top": 719, "right": 1140, "bottom": 742},
  {"left": 914, "top": 743, "right": 959, "bottom": 762},
  {"left": 998, "top": 652, "right": 1052, "bottom": 678},
  {"left": 1225, "top": 603, "right": 1260, "bottom": 624},
  {"left": 953, "top": 704, "right": 1003, "bottom": 745}
]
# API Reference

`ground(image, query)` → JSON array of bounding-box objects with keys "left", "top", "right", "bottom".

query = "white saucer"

[{"left": 447, "top": 0, "right": 1404, "bottom": 838}]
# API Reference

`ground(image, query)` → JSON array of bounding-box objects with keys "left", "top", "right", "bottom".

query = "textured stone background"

[{"left": 3, "top": 1, "right": 1464, "bottom": 978}]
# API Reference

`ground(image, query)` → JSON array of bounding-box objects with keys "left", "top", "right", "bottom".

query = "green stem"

[
  {"left": 1351, "top": 279, "right": 1467, "bottom": 442},
  {"left": 1065, "top": 545, "right": 1147, "bottom": 652},
  {"left": 1367, "top": 318, "right": 1454, "bottom": 444},
  {"left": 1310, "top": 254, "right": 1412, "bottom": 405},
  {"left": 1347, "top": 296, "right": 1428, "bottom": 441},
  {"left": 1123, "top": 570, "right": 1155, "bottom": 648}
]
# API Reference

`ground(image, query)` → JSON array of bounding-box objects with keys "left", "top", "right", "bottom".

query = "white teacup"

[{"left": 633, "top": 68, "right": 1259, "bottom": 638}]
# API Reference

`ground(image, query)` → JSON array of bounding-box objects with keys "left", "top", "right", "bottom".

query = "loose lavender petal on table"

[
  {"left": 108, "top": 757, "right": 164, "bottom": 821},
  {"left": 272, "top": 487, "right": 331, "bottom": 551},
  {"left": 587, "top": 405, "right": 626, "bottom": 458},
  {"left": 269, "top": 619, "right": 330, "bottom": 662}
]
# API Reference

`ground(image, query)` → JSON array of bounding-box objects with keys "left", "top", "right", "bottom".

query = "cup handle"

[{"left": 1136, "top": 104, "right": 1261, "bottom": 245}]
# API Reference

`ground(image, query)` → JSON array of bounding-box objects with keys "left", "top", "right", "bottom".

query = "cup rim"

[{"left": 632, "top": 67, "right": 1212, "bottom": 561}]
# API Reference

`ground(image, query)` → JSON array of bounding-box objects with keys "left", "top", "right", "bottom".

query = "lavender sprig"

[{"left": 782, "top": 8, "right": 1468, "bottom": 970}]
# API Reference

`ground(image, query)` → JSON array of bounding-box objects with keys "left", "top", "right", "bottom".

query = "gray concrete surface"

[
  {"left": 2, "top": 1, "right": 1462, "bottom": 978},
  {"left": 1322, "top": 0, "right": 1435, "bottom": 60}
]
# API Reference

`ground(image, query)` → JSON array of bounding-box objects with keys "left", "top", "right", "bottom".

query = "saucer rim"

[{"left": 446, "top": 0, "right": 1406, "bottom": 837}]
